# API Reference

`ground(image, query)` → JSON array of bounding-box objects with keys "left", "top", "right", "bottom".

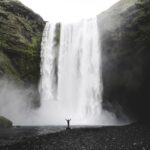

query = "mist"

[
  {"left": 0, "top": 77, "right": 39, "bottom": 125},
  {"left": 0, "top": 76, "right": 130, "bottom": 126}
]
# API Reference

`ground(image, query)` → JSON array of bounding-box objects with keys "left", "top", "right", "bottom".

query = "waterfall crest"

[{"left": 39, "top": 17, "right": 107, "bottom": 125}]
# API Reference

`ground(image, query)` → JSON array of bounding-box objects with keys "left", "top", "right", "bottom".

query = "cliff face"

[
  {"left": 0, "top": 0, "right": 45, "bottom": 84},
  {"left": 98, "top": 0, "right": 150, "bottom": 121}
]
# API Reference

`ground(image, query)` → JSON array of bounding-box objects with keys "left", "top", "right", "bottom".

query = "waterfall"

[{"left": 39, "top": 17, "right": 104, "bottom": 125}]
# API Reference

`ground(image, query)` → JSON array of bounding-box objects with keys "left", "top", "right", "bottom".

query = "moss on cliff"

[
  {"left": 0, "top": 51, "right": 20, "bottom": 81},
  {"left": 0, "top": 0, "right": 45, "bottom": 84}
]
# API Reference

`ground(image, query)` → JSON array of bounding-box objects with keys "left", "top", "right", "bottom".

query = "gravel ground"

[{"left": 0, "top": 123, "right": 150, "bottom": 150}]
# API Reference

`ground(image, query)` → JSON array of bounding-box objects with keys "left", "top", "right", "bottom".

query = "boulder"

[{"left": 0, "top": 116, "right": 12, "bottom": 128}]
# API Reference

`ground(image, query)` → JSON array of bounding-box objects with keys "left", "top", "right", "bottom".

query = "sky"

[{"left": 20, "top": 0, "right": 120, "bottom": 23}]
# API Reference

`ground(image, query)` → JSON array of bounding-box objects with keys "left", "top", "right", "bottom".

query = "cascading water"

[
  {"left": 39, "top": 17, "right": 115, "bottom": 125},
  {"left": 40, "top": 23, "right": 59, "bottom": 103}
]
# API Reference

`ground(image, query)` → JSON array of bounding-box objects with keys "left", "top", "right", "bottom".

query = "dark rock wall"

[
  {"left": 0, "top": 0, "right": 45, "bottom": 84},
  {"left": 98, "top": 0, "right": 150, "bottom": 121}
]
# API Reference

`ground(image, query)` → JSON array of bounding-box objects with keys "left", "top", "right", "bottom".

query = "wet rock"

[{"left": 0, "top": 116, "right": 12, "bottom": 128}]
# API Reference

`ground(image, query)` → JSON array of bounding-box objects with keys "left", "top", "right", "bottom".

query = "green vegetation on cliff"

[{"left": 0, "top": 0, "right": 45, "bottom": 84}]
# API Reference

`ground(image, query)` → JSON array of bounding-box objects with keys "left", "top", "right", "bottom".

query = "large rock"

[
  {"left": 0, "top": 0, "right": 45, "bottom": 84},
  {"left": 98, "top": 0, "right": 150, "bottom": 121},
  {"left": 0, "top": 116, "right": 12, "bottom": 128}
]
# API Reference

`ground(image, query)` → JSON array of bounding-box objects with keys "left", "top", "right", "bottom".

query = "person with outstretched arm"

[{"left": 65, "top": 119, "right": 71, "bottom": 130}]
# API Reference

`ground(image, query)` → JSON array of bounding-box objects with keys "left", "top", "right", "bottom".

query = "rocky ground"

[{"left": 0, "top": 123, "right": 150, "bottom": 150}]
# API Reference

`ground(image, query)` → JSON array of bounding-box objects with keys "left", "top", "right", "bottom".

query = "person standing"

[{"left": 65, "top": 119, "right": 71, "bottom": 130}]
